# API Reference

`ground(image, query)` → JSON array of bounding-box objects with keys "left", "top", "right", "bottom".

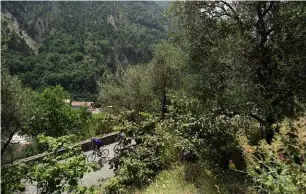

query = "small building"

[{"left": 71, "top": 101, "right": 94, "bottom": 109}]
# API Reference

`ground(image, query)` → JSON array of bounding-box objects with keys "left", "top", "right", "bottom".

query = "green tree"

[
  {"left": 27, "top": 85, "right": 91, "bottom": 137},
  {"left": 150, "top": 41, "right": 185, "bottom": 118},
  {"left": 1, "top": 71, "right": 34, "bottom": 158},
  {"left": 99, "top": 66, "right": 157, "bottom": 120},
  {"left": 1, "top": 134, "right": 92, "bottom": 194},
  {"left": 1, "top": 1, "right": 167, "bottom": 100},
  {"left": 99, "top": 41, "right": 185, "bottom": 120},
  {"left": 170, "top": 1, "right": 306, "bottom": 143}
]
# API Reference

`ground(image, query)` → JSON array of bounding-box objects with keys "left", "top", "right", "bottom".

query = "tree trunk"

[
  {"left": 1, "top": 127, "right": 19, "bottom": 159},
  {"left": 161, "top": 90, "right": 167, "bottom": 119}
]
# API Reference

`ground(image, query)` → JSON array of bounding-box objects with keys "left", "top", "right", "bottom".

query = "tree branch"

[
  {"left": 1, "top": 127, "right": 20, "bottom": 158},
  {"left": 220, "top": 1, "right": 236, "bottom": 16},
  {"left": 249, "top": 113, "right": 267, "bottom": 125},
  {"left": 263, "top": 1, "right": 275, "bottom": 17},
  {"left": 220, "top": 1, "right": 245, "bottom": 33}
]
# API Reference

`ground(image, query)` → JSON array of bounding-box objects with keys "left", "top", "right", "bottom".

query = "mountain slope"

[
  {"left": 1, "top": 12, "right": 39, "bottom": 54},
  {"left": 1, "top": 1, "right": 167, "bottom": 100}
]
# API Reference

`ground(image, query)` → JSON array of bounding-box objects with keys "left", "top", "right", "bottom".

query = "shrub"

[
  {"left": 85, "top": 113, "right": 116, "bottom": 138},
  {"left": 142, "top": 164, "right": 199, "bottom": 194},
  {"left": 26, "top": 134, "right": 93, "bottom": 193},
  {"left": 103, "top": 111, "right": 178, "bottom": 193},
  {"left": 1, "top": 163, "right": 29, "bottom": 193},
  {"left": 1, "top": 134, "right": 94, "bottom": 194},
  {"left": 239, "top": 116, "right": 306, "bottom": 193},
  {"left": 102, "top": 177, "right": 124, "bottom": 194},
  {"left": 165, "top": 94, "right": 247, "bottom": 170}
]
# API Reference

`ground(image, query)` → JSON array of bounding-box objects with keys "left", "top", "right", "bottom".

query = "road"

[
  {"left": 23, "top": 143, "right": 116, "bottom": 193},
  {"left": 80, "top": 143, "right": 116, "bottom": 186}
]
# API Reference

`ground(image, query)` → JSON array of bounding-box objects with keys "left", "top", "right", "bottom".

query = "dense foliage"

[
  {"left": 1, "top": 134, "right": 92, "bottom": 194},
  {"left": 1, "top": 1, "right": 167, "bottom": 100},
  {"left": 27, "top": 85, "right": 92, "bottom": 137},
  {"left": 103, "top": 111, "right": 178, "bottom": 193},
  {"left": 170, "top": 1, "right": 306, "bottom": 144},
  {"left": 239, "top": 116, "right": 306, "bottom": 193},
  {"left": 1, "top": 83, "right": 92, "bottom": 164},
  {"left": 101, "top": 1, "right": 306, "bottom": 193},
  {"left": 1, "top": 1, "right": 306, "bottom": 194},
  {"left": 1, "top": 71, "right": 35, "bottom": 159},
  {"left": 99, "top": 41, "right": 185, "bottom": 119},
  {"left": 84, "top": 113, "right": 117, "bottom": 139}
]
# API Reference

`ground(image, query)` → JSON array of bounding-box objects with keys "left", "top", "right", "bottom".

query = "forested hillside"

[
  {"left": 2, "top": 1, "right": 306, "bottom": 194},
  {"left": 1, "top": 1, "right": 167, "bottom": 100}
]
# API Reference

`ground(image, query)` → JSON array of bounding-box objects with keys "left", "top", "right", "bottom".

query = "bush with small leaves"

[
  {"left": 85, "top": 113, "right": 116, "bottom": 138},
  {"left": 1, "top": 134, "right": 94, "bottom": 194},
  {"left": 103, "top": 111, "right": 177, "bottom": 193},
  {"left": 27, "top": 134, "right": 93, "bottom": 193},
  {"left": 239, "top": 116, "right": 306, "bottom": 194},
  {"left": 165, "top": 93, "right": 246, "bottom": 170},
  {"left": 1, "top": 163, "right": 29, "bottom": 193}
]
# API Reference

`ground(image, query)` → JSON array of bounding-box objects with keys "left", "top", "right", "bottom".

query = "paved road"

[
  {"left": 80, "top": 143, "right": 116, "bottom": 187},
  {"left": 24, "top": 143, "right": 117, "bottom": 193}
]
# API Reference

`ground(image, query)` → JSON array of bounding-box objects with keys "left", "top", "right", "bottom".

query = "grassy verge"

[
  {"left": 139, "top": 163, "right": 221, "bottom": 194},
  {"left": 99, "top": 163, "right": 255, "bottom": 194}
]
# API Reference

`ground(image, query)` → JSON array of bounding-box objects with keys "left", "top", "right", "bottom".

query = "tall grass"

[{"left": 141, "top": 164, "right": 220, "bottom": 194}]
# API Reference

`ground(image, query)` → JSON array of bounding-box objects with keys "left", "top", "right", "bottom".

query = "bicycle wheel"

[
  {"left": 113, "top": 144, "right": 122, "bottom": 154},
  {"left": 101, "top": 148, "right": 109, "bottom": 158},
  {"left": 87, "top": 152, "right": 96, "bottom": 162}
]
